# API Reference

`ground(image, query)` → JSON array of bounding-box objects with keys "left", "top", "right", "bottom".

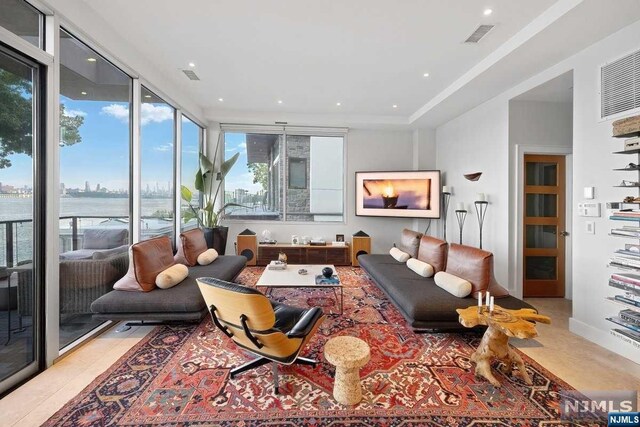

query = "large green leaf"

[
  {"left": 182, "top": 209, "right": 197, "bottom": 224},
  {"left": 180, "top": 185, "right": 193, "bottom": 203},
  {"left": 194, "top": 168, "right": 205, "bottom": 192},
  {"left": 219, "top": 152, "right": 239, "bottom": 181}
]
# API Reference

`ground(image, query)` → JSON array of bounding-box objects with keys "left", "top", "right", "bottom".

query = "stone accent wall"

[{"left": 285, "top": 136, "right": 312, "bottom": 221}]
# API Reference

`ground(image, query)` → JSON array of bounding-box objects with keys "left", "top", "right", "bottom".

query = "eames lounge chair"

[{"left": 197, "top": 277, "right": 325, "bottom": 394}]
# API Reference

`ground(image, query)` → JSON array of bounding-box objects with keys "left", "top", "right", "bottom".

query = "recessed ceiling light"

[
  {"left": 188, "top": 62, "right": 196, "bottom": 68},
  {"left": 87, "top": 57, "right": 96, "bottom": 62},
  {"left": 336, "top": 102, "right": 341, "bottom": 106},
  {"left": 483, "top": 8, "right": 493, "bottom": 16},
  {"left": 81, "top": 91, "right": 87, "bottom": 95},
  {"left": 423, "top": 72, "right": 430, "bottom": 77},
  {"left": 277, "top": 100, "right": 283, "bottom": 104},
  {"left": 144, "top": 95, "right": 152, "bottom": 99},
  {"left": 392, "top": 104, "right": 398, "bottom": 108},
  {"left": 218, "top": 98, "right": 224, "bottom": 102}
]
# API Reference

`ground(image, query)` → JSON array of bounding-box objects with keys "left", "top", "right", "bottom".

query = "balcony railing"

[{"left": 1, "top": 215, "right": 175, "bottom": 268}]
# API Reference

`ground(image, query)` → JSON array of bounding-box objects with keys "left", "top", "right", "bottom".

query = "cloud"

[
  {"left": 101, "top": 103, "right": 174, "bottom": 125},
  {"left": 225, "top": 147, "right": 237, "bottom": 152},
  {"left": 64, "top": 109, "right": 87, "bottom": 118},
  {"left": 101, "top": 104, "right": 129, "bottom": 122},
  {"left": 154, "top": 142, "right": 173, "bottom": 152},
  {"left": 238, "top": 142, "right": 247, "bottom": 149},
  {"left": 141, "top": 103, "right": 173, "bottom": 125}
]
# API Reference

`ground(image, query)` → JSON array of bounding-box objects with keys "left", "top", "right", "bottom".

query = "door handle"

[{"left": 560, "top": 231, "right": 569, "bottom": 237}]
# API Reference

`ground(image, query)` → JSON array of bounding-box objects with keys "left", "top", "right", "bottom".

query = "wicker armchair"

[{"left": 17, "top": 252, "right": 129, "bottom": 316}]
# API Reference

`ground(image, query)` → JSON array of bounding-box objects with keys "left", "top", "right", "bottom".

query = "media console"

[{"left": 257, "top": 243, "right": 351, "bottom": 266}]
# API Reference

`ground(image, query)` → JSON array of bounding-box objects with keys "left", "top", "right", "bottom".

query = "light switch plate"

[
  {"left": 586, "top": 221, "right": 595, "bottom": 234},
  {"left": 583, "top": 187, "right": 595, "bottom": 199}
]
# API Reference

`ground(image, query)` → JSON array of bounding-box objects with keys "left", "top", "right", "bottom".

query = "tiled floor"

[{"left": 0, "top": 298, "right": 639, "bottom": 427}]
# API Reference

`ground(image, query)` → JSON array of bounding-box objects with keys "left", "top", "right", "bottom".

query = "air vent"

[
  {"left": 601, "top": 49, "right": 640, "bottom": 119},
  {"left": 182, "top": 69, "right": 200, "bottom": 81},
  {"left": 464, "top": 24, "right": 495, "bottom": 43}
]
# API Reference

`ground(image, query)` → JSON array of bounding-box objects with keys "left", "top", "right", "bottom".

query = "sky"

[
  {"left": 224, "top": 132, "right": 263, "bottom": 194},
  {"left": 0, "top": 96, "right": 201, "bottom": 192}
]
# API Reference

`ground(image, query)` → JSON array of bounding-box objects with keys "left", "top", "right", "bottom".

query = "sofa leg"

[{"left": 115, "top": 323, "right": 132, "bottom": 333}]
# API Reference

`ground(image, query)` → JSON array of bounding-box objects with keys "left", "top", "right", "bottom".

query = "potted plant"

[{"left": 180, "top": 134, "right": 242, "bottom": 254}]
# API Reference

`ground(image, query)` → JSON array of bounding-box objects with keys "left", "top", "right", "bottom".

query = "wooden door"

[{"left": 523, "top": 154, "right": 566, "bottom": 297}]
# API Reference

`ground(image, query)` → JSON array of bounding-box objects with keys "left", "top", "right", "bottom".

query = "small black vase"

[{"left": 322, "top": 267, "right": 333, "bottom": 278}]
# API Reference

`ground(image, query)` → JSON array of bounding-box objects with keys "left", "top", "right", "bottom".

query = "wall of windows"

[
  {"left": 58, "top": 28, "right": 133, "bottom": 348},
  {"left": 0, "top": 0, "right": 206, "bottom": 389},
  {"left": 140, "top": 86, "right": 175, "bottom": 241},
  {"left": 223, "top": 129, "right": 345, "bottom": 223}
]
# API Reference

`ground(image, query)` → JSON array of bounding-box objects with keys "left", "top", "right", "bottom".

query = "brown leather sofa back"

[
  {"left": 132, "top": 236, "right": 175, "bottom": 291},
  {"left": 399, "top": 229, "right": 423, "bottom": 258},
  {"left": 445, "top": 243, "right": 509, "bottom": 298},
  {"left": 417, "top": 236, "right": 448, "bottom": 272}
]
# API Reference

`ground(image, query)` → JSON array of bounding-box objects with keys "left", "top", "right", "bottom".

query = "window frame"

[{"left": 220, "top": 126, "right": 348, "bottom": 225}]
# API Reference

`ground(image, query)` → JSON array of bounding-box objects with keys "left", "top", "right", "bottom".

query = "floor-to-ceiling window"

[
  {"left": 181, "top": 116, "right": 202, "bottom": 231},
  {"left": 57, "top": 28, "right": 132, "bottom": 349},
  {"left": 0, "top": 0, "right": 45, "bottom": 394},
  {"left": 140, "top": 87, "right": 175, "bottom": 241}
]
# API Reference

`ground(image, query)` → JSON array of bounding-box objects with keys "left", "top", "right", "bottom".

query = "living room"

[{"left": 1, "top": 0, "right": 640, "bottom": 425}]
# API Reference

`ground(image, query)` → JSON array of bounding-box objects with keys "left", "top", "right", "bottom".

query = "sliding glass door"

[{"left": 0, "top": 46, "right": 43, "bottom": 392}]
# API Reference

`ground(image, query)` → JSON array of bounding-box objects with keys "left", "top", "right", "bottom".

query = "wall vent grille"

[
  {"left": 182, "top": 69, "right": 200, "bottom": 81},
  {"left": 464, "top": 24, "right": 495, "bottom": 43},
  {"left": 601, "top": 49, "right": 640, "bottom": 119}
]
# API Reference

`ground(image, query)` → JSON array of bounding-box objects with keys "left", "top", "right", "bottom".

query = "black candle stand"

[
  {"left": 474, "top": 201, "right": 489, "bottom": 249},
  {"left": 455, "top": 209, "right": 467, "bottom": 245}
]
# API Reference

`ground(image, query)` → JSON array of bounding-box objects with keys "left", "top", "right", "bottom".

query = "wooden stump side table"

[
  {"left": 456, "top": 305, "right": 551, "bottom": 387},
  {"left": 324, "top": 336, "right": 370, "bottom": 405}
]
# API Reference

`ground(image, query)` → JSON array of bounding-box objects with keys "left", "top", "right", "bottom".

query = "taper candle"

[
  {"left": 490, "top": 296, "right": 495, "bottom": 313},
  {"left": 485, "top": 291, "right": 490, "bottom": 307}
]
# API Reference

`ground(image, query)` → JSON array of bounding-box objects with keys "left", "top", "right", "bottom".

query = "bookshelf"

[{"left": 608, "top": 124, "right": 640, "bottom": 347}]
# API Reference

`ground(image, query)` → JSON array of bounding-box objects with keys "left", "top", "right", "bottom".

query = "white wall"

[
  {"left": 508, "top": 100, "right": 574, "bottom": 299},
  {"left": 436, "top": 100, "right": 511, "bottom": 286},
  {"left": 224, "top": 129, "right": 415, "bottom": 254},
  {"left": 435, "top": 19, "right": 640, "bottom": 363}
]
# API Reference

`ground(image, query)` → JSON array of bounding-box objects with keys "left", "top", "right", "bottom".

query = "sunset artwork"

[
  {"left": 355, "top": 171, "right": 441, "bottom": 219},
  {"left": 362, "top": 179, "right": 431, "bottom": 210}
]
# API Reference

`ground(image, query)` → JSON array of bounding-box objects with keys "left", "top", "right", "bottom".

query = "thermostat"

[{"left": 577, "top": 202, "right": 601, "bottom": 217}]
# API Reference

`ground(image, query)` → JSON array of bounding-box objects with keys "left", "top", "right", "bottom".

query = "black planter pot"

[{"left": 203, "top": 226, "right": 228, "bottom": 255}]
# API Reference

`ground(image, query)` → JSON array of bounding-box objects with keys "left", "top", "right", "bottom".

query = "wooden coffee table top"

[{"left": 456, "top": 305, "right": 551, "bottom": 339}]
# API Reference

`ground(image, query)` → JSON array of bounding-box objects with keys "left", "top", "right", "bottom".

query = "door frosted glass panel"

[
  {"left": 526, "top": 225, "right": 557, "bottom": 249},
  {"left": 525, "top": 256, "right": 557, "bottom": 280},
  {"left": 0, "top": 50, "right": 37, "bottom": 387},
  {"left": 58, "top": 29, "right": 132, "bottom": 349},
  {"left": 526, "top": 162, "right": 557, "bottom": 186},
  {"left": 526, "top": 194, "right": 557, "bottom": 217}
]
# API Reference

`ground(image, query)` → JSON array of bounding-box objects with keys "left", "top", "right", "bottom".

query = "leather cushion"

[
  {"left": 115, "top": 236, "right": 175, "bottom": 292},
  {"left": 445, "top": 243, "right": 509, "bottom": 298},
  {"left": 417, "top": 235, "right": 447, "bottom": 272},
  {"left": 399, "top": 229, "right": 423, "bottom": 259},
  {"left": 175, "top": 229, "right": 208, "bottom": 266}
]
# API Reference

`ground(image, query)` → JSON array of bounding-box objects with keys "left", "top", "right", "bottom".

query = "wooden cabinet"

[{"left": 257, "top": 244, "right": 350, "bottom": 266}]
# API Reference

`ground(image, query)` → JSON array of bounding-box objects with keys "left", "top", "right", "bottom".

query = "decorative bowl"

[{"left": 322, "top": 267, "right": 333, "bottom": 278}]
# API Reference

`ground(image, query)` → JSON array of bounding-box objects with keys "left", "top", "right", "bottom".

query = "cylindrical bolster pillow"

[
  {"left": 407, "top": 258, "right": 434, "bottom": 277},
  {"left": 390, "top": 247, "right": 411, "bottom": 263},
  {"left": 434, "top": 271, "right": 472, "bottom": 298},
  {"left": 155, "top": 264, "right": 189, "bottom": 289},
  {"left": 197, "top": 248, "right": 219, "bottom": 265}
]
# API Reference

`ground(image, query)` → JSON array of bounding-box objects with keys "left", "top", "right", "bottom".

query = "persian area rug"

[{"left": 45, "top": 267, "right": 588, "bottom": 427}]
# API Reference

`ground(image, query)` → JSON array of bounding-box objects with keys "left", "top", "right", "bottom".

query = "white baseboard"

[{"left": 569, "top": 317, "right": 640, "bottom": 365}]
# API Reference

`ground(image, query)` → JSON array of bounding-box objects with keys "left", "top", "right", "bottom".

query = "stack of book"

[
  {"left": 609, "top": 254, "right": 640, "bottom": 269},
  {"left": 609, "top": 273, "right": 640, "bottom": 293},
  {"left": 610, "top": 224, "right": 640, "bottom": 237},
  {"left": 610, "top": 210, "right": 640, "bottom": 221}
]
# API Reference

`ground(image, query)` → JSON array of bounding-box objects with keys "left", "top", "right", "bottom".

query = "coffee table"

[{"left": 256, "top": 264, "right": 343, "bottom": 315}]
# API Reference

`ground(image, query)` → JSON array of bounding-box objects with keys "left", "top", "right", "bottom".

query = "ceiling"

[
  {"left": 71, "top": 0, "right": 640, "bottom": 128},
  {"left": 513, "top": 71, "right": 573, "bottom": 103}
]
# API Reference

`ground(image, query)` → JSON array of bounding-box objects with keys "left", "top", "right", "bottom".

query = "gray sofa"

[
  {"left": 91, "top": 255, "right": 246, "bottom": 322},
  {"left": 358, "top": 231, "right": 534, "bottom": 331}
]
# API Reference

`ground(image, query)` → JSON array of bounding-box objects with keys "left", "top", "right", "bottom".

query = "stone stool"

[{"left": 324, "top": 336, "right": 370, "bottom": 405}]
